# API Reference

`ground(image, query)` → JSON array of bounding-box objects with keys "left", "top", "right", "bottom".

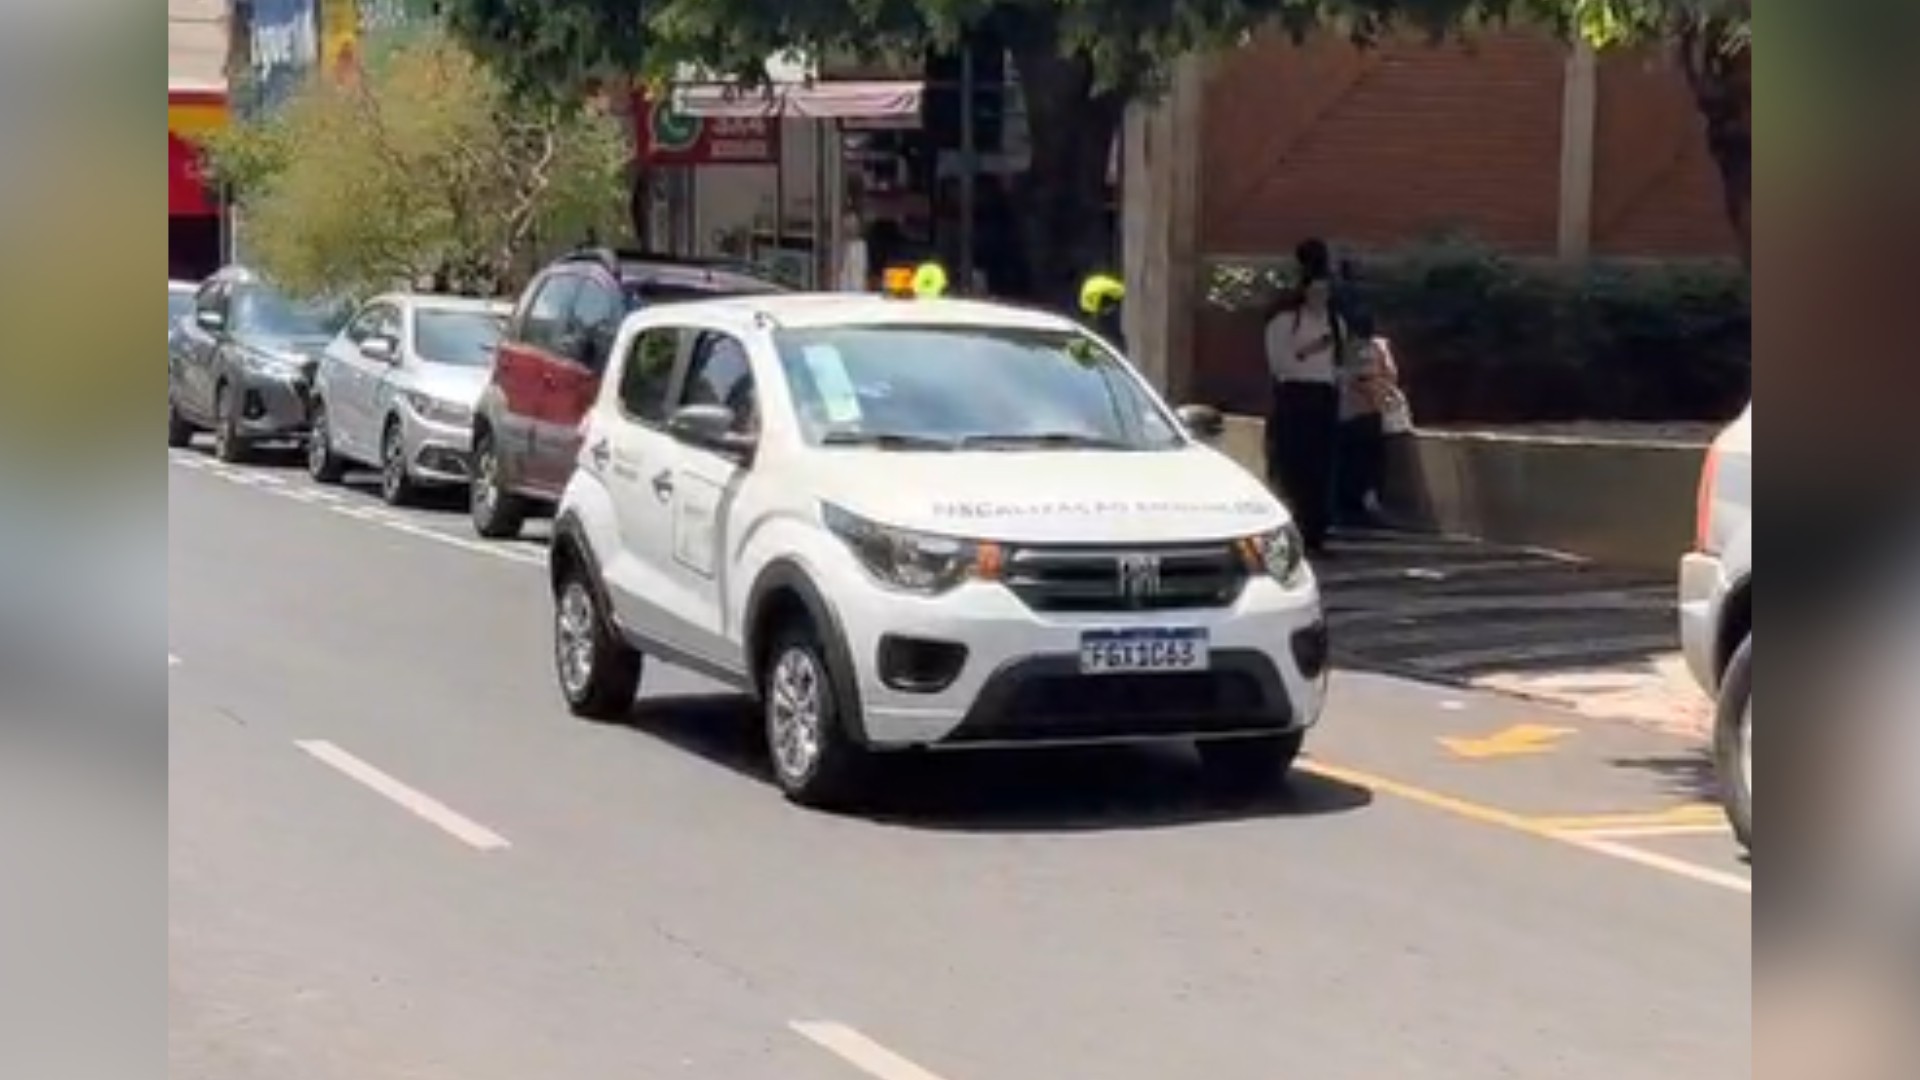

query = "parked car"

[
  {"left": 1679, "top": 405, "right": 1753, "bottom": 849},
  {"left": 167, "top": 267, "right": 350, "bottom": 461},
  {"left": 547, "top": 293, "right": 1328, "bottom": 807},
  {"left": 307, "top": 293, "right": 512, "bottom": 505},
  {"left": 469, "top": 248, "right": 784, "bottom": 539}
]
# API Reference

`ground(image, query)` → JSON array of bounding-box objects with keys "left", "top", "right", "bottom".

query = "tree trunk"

[
  {"left": 1003, "top": 16, "right": 1127, "bottom": 310},
  {"left": 1680, "top": 18, "right": 1751, "bottom": 269}
]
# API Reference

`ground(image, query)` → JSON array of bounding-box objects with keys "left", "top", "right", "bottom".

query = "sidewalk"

[{"left": 1319, "top": 528, "right": 1711, "bottom": 740}]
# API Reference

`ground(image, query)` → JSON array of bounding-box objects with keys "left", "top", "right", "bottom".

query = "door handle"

[{"left": 651, "top": 470, "right": 674, "bottom": 501}]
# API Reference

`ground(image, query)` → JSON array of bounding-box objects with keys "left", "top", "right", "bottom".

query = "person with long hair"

[{"left": 1262, "top": 239, "right": 1352, "bottom": 554}]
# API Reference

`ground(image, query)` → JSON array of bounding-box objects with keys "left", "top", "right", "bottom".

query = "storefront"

[{"left": 168, "top": 82, "right": 229, "bottom": 281}]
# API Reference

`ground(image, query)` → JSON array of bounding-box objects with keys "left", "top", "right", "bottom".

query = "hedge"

[{"left": 1199, "top": 238, "right": 1752, "bottom": 425}]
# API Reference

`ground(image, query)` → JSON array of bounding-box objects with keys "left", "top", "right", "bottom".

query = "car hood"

[
  {"left": 813, "top": 445, "right": 1289, "bottom": 544},
  {"left": 410, "top": 364, "right": 491, "bottom": 409},
  {"left": 239, "top": 335, "right": 331, "bottom": 375}
]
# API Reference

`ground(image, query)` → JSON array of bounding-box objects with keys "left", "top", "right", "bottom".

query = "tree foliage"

[
  {"left": 444, "top": 0, "right": 1750, "bottom": 298},
  {"left": 202, "top": 31, "right": 632, "bottom": 299}
]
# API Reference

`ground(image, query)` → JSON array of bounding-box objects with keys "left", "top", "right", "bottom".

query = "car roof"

[
  {"left": 366, "top": 292, "right": 513, "bottom": 315},
  {"left": 636, "top": 293, "right": 1086, "bottom": 334},
  {"left": 548, "top": 247, "right": 783, "bottom": 294}
]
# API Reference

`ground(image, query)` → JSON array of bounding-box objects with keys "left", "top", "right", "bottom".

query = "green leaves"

[{"left": 214, "top": 30, "right": 631, "bottom": 300}]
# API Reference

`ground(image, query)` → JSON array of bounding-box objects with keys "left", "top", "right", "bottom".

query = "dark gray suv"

[{"left": 167, "top": 267, "right": 349, "bottom": 462}]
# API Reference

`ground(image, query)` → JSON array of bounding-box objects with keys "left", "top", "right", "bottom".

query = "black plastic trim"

[{"left": 746, "top": 559, "right": 870, "bottom": 744}]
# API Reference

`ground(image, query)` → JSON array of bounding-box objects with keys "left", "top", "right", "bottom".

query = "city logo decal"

[{"left": 650, "top": 101, "right": 702, "bottom": 153}]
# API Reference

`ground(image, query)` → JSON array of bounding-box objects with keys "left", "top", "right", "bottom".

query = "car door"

[
  {"left": 658, "top": 329, "right": 759, "bottom": 671},
  {"left": 320, "top": 302, "right": 391, "bottom": 461},
  {"left": 532, "top": 273, "right": 622, "bottom": 496},
  {"left": 594, "top": 324, "right": 697, "bottom": 647},
  {"left": 339, "top": 303, "right": 402, "bottom": 456},
  {"left": 500, "top": 272, "right": 581, "bottom": 495},
  {"left": 173, "top": 279, "right": 229, "bottom": 422}
]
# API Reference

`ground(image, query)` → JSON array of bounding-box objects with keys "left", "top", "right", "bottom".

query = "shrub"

[{"left": 1198, "top": 238, "right": 1750, "bottom": 424}]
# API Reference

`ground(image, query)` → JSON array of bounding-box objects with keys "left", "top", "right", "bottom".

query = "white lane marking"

[
  {"left": 1561, "top": 835, "right": 1751, "bottom": 893},
  {"left": 790, "top": 1022, "right": 953, "bottom": 1080},
  {"left": 295, "top": 739, "right": 511, "bottom": 851}
]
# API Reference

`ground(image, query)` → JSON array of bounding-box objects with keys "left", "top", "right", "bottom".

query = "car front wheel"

[
  {"left": 762, "top": 623, "right": 867, "bottom": 808},
  {"left": 1714, "top": 635, "right": 1752, "bottom": 850},
  {"left": 553, "top": 572, "right": 642, "bottom": 720}
]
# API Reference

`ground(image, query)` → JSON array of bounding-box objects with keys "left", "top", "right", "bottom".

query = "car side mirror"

[
  {"left": 195, "top": 310, "right": 225, "bottom": 332},
  {"left": 667, "top": 403, "right": 756, "bottom": 463},
  {"left": 360, "top": 336, "right": 400, "bottom": 364},
  {"left": 1176, "top": 403, "right": 1226, "bottom": 439}
]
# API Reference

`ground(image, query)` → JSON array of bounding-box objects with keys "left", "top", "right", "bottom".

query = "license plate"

[{"left": 1079, "top": 628, "right": 1210, "bottom": 675}]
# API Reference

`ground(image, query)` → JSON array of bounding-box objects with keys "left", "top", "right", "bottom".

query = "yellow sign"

[
  {"left": 321, "top": 0, "right": 360, "bottom": 78},
  {"left": 1439, "top": 723, "right": 1577, "bottom": 760}
]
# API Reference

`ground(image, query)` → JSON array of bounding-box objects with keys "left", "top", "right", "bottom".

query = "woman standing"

[
  {"left": 1337, "top": 315, "right": 1401, "bottom": 526},
  {"left": 1263, "top": 245, "right": 1350, "bottom": 554}
]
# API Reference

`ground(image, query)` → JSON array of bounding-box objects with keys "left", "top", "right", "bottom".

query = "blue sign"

[{"left": 249, "top": 0, "right": 319, "bottom": 114}]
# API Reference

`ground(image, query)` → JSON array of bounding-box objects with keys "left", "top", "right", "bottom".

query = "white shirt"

[{"left": 1265, "top": 307, "right": 1340, "bottom": 385}]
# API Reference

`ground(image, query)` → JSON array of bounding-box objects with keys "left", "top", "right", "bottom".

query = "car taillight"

[{"left": 1695, "top": 442, "right": 1720, "bottom": 552}]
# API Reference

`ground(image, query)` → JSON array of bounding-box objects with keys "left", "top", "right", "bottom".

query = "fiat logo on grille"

[{"left": 1116, "top": 553, "right": 1163, "bottom": 602}]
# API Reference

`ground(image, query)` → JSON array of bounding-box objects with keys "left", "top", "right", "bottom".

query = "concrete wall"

[{"left": 1211, "top": 416, "right": 1705, "bottom": 573}]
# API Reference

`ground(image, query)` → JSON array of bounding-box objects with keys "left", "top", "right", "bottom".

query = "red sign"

[
  {"left": 633, "top": 94, "right": 779, "bottom": 166},
  {"left": 169, "top": 132, "right": 217, "bottom": 217}
]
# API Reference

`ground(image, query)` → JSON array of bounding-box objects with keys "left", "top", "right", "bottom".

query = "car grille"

[{"left": 1002, "top": 543, "right": 1248, "bottom": 613}]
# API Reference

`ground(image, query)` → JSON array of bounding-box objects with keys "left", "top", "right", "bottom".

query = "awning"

[
  {"left": 670, "top": 80, "right": 923, "bottom": 122},
  {"left": 170, "top": 132, "right": 217, "bottom": 217}
]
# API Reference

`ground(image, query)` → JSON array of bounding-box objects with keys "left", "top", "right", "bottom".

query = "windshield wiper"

[
  {"left": 821, "top": 431, "right": 958, "bottom": 451},
  {"left": 957, "top": 432, "right": 1133, "bottom": 450}
]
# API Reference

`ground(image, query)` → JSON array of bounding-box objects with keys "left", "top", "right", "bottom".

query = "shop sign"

[
  {"left": 636, "top": 96, "right": 779, "bottom": 166},
  {"left": 250, "top": 0, "right": 319, "bottom": 111}
]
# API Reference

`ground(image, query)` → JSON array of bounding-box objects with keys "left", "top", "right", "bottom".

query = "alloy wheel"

[
  {"left": 768, "top": 647, "right": 825, "bottom": 783},
  {"left": 472, "top": 444, "right": 499, "bottom": 517},
  {"left": 555, "top": 582, "right": 597, "bottom": 701},
  {"left": 308, "top": 410, "right": 330, "bottom": 475}
]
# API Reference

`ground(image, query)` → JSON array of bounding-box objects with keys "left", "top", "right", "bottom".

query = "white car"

[
  {"left": 1679, "top": 405, "right": 1752, "bottom": 848},
  {"left": 547, "top": 294, "right": 1330, "bottom": 807},
  {"left": 307, "top": 293, "right": 511, "bottom": 505}
]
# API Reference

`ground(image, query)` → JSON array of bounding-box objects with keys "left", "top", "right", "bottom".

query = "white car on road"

[
  {"left": 308, "top": 293, "right": 511, "bottom": 505},
  {"left": 547, "top": 294, "right": 1330, "bottom": 806},
  {"left": 1679, "top": 405, "right": 1752, "bottom": 848}
]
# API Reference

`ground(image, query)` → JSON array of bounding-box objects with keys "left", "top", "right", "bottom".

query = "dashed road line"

[
  {"left": 790, "top": 1022, "right": 954, "bottom": 1080},
  {"left": 295, "top": 739, "right": 512, "bottom": 852}
]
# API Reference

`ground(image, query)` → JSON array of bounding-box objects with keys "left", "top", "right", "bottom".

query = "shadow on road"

[
  {"left": 606, "top": 692, "right": 1373, "bottom": 833},
  {"left": 1608, "top": 749, "right": 1719, "bottom": 803}
]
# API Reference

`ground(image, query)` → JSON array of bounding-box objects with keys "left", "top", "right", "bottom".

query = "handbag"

[{"left": 1380, "top": 385, "right": 1414, "bottom": 435}]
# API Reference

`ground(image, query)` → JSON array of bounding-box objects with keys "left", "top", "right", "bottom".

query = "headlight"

[
  {"left": 822, "top": 503, "right": 998, "bottom": 595},
  {"left": 404, "top": 391, "right": 471, "bottom": 426},
  {"left": 1238, "top": 524, "right": 1309, "bottom": 589}
]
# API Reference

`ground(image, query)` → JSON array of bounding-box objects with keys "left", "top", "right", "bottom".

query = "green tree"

[
  {"left": 203, "top": 30, "right": 632, "bottom": 299},
  {"left": 445, "top": 0, "right": 1749, "bottom": 303}
]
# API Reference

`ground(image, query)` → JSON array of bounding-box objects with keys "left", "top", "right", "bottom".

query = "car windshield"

[
  {"left": 231, "top": 285, "right": 347, "bottom": 338},
  {"left": 413, "top": 308, "right": 505, "bottom": 367},
  {"left": 773, "top": 324, "right": 1186, "bottom": 452}
]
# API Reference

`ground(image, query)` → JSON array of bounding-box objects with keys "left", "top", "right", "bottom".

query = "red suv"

[{"left": 469, "top": 249, "right": 783, "bottom": 539}]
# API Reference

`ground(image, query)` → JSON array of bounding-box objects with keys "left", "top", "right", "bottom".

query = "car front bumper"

[
  {"left": 399, "top": 409, "right": 475, "bottom": 485},
  {"left": 837, "top": 572, "right": 1330, "bottom": 749},
  {"left": 1677, "top": 551, "right": 1727, "bottom": 695},
  {"left": 232, "top": 370, "right": 313, "bottom": 439}
]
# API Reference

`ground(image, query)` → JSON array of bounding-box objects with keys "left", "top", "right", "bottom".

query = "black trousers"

[
  {"left": 1266, "top": 381, "right": 1339, "bottom": 550},
  {"left": 1336, "top": 412, "right": 1385, "bottom": 524}
]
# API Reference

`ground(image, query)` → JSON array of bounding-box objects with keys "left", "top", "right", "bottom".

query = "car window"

[
  {"left": 193, "top": 280, "right": 228, "bottom": 320},
  {"left": 519, "top": 274, "right": 581, "bottom": 352},
  {"left": 566, "top": 280, "right": 623, "bottom": 372},
  {"left": 168, "top": 289, "right": 194, "bottom": 328},
  {"left": 772, "top": 324, "right": 1184, "bottom": 451},
  {"left": 231, "top": 285, "right": 348, "bottom": 338},
  {"left": 414, "top": 308, "right": 505, "bottom": 368},
  {"left": 344, "top": 303, "right": 392, "bottom": 345},
  {"left": 617, "top": 328, "right": 683, "bottom": 423},
  {"left": 679, "top": 332, "right": 757, "bottom": 434}
]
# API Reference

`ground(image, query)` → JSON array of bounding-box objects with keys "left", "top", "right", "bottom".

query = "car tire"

[
  {"left": 212, "top": 383, "right": 251, "bottom": 464},
  {"left": 1713, "top": 635, "right": 1753, "bottom": 851},
  {"left": 553, "top": 569, "right": 643, "bottom": 720},
  {"left": 379, "top": 419, "right": 419, "bottom": 507},
  {"left": 306, "top": 400, "right": 348, "bottom": 483},
  {"left": 167, "top": 399, "right": 195, "bottom": 449},
  {"left": 469, "top": 429, "right": 527, "bottom": 540},
  {"left": 1198, "top": 732, "right": 1304, "bottom": 799},
  {"left": 762, "top": 621, "right": 867, "bottom": 809}
]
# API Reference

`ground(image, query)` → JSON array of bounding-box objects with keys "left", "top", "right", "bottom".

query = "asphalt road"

[{"left": 169, "top": 448, "right": 1751, "bottom": 1080}]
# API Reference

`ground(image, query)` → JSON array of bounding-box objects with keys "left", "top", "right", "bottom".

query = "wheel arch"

[
  {"left": 1717, "top": 575, "right": 1751, "bottom": 683},
  {"left": 745, "top": 558, "right": 868, "bottom": 743}
]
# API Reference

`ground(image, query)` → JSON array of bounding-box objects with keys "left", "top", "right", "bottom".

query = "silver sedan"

[{"left": 307, "top": 293, "right": 510, "bottom": 506}]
